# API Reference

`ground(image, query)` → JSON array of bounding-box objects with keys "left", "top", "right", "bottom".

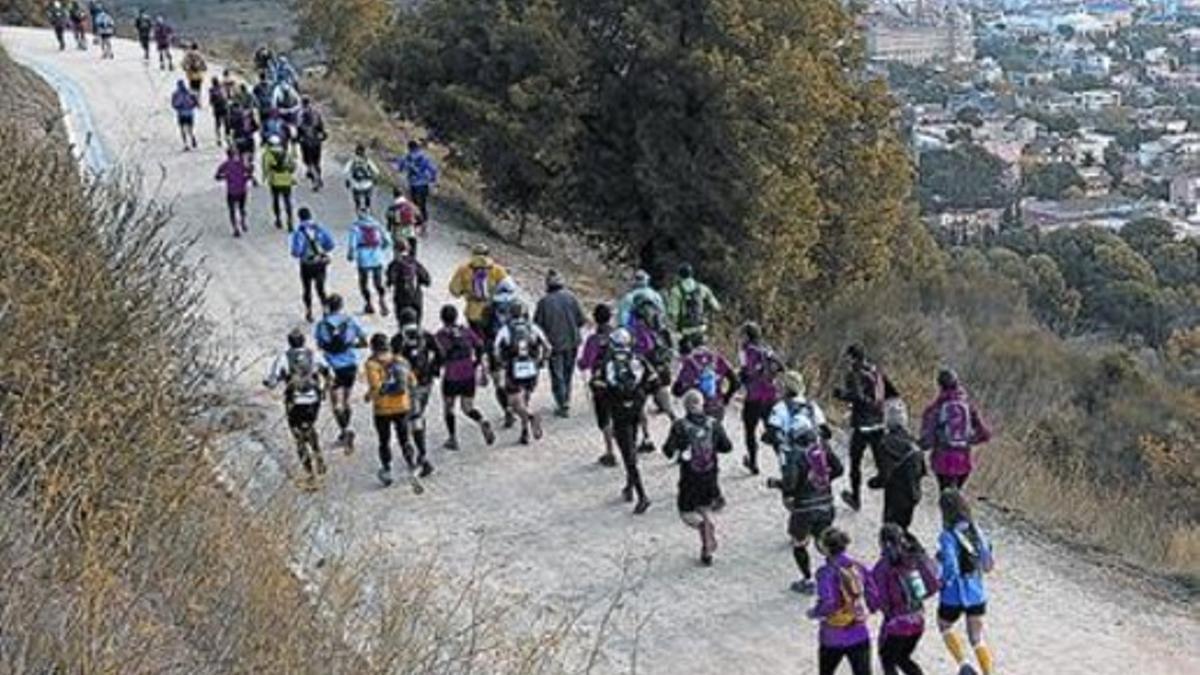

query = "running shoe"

[{"left": 377, "top": 467, "right": 394, "bottom": 487}]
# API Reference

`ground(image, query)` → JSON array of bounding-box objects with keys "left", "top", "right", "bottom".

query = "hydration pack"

[
  {"left": 954, "top": 525, "right": 983, "bottom": 576},
  {"left": 379, "top": 359, "right": 411, "bottom": 397},
  {"left": 171, "top": 89, "right": 193, "bottom": 112},
  {"left": 443, "top": 327, "right": 474, "bottom": 364},
  {"left": 677, "top": 417, "right": 717, "bottom": 473},
  {"left": 781, "top": 401, "right": 832, "bottom": 491},
  {"left": 285, "top": 348, "right": 321, "bottom": 405},
  {"left": 470, "top": 266, "right": 492, "bottom": 303},
  {"left": 898, "top": 566, "right": 929, "bottom": 614},
  {"left": 680, "top": 285, "right": 705, "bottom": 329},
  {"left": 860, "top": 364, "right": 887, "bottom": 414},
  {"left": 350, "top": 159, "right": 372, "bottom": 183},
  {"left": 937, "top": 398, "right": 974, "bottom": 449},
  {"left": 358, "top": 223, "right": 382, "bottom": 249},
  {"left": 605, "top": 350, "right": 643, "bottom": 398},
  {"left": 827, "top": 564, "right": 867, "bottom": 628},
  {"left": 319, "top": 318, "right": 354, "bottom": 354},
  {"left": 393, "top": 257, "right": 420, "bottom": 295}
]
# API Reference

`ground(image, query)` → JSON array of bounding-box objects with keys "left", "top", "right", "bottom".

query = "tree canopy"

[{"left": 362, "top": 0, "right": 930, "bottom": 330}]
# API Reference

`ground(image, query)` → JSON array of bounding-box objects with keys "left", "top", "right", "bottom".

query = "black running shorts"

[
  {"left": 332, "top": 365, "right": 357, "bottom": 389},
  {"left": 937, "top": 603, "right": 986, "bottom": 623}
]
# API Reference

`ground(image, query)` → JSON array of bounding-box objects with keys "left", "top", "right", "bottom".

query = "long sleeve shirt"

[{"left": 392, "top": 150, "right": 439, "bottom": 187}]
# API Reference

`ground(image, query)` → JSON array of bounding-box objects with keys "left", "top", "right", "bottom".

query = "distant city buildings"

[{"left": 866, "top": 1, "right": 976, "bottom": 65}]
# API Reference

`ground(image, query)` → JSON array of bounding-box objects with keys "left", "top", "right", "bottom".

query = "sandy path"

[{"left": 5, "top": 27, "right": 1196, "bottom": 675}]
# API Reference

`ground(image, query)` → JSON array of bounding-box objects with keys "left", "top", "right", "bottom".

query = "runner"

[
  {"left": 766, "top": 371, "right": 840, "bottom": 594},
  {"left": 87, "top": 0, "right": 99, "bottom": 43},
  {"left": 666, "top": 263, "right": 720, "bottom": 345},
  {"left": 662, "top": 390, "right": 734, "bottom": 566},
  {"left": 153, "top": 16, "right": 174, "bottom": 71},
  {"left": 628, "top": 294, "right": 677, "bottom": 449},
  {"left": 92, "top": 5, "right": 114, "bottom": 59},
  {"left": 273, "top": 82, "right": 302, "bottom": 127},
  {"left": 68, "top": 1, "right": 87, "bottom": 50},
  {"left": 391, "top": 308, "right": 441, "bottom": 473},
  {"left": 261, "top": 135, "right": 298, "bottom": 231},
  {"left": 738, "top": 321, "right": 783, "bottom": 475},
  {"left": 868, "top": 400, "right": 927, "bottom": 531},
  {"left": 871, "top": 524, "right": 940, "bottom": 675},
  {"left": 344, "top": 144, "right": 381, "bottom": 212},
  {"left": 346, "top": 209, "right": 392, "bottom": 316},
  {"left": 616, "top": 269, "right": 665, "bottom": 328},
  {"left": 170, "top": 80, "right": 199, "bottom": 151},
  {"left": 209, "top": 76, "right": 229, "bottom": 145},
  {"left": 807, "top": 528, "right": 880, "bottom": 675},
  {"left": 314, "top": 294, "right": 367, "bottom": 451},
  {"left": 134, "top": 9, "right": 152, "bottom": 60},
  {"left": 182, "top": 43, "right": 208, "bottom": 104},
  {"left": 296, "top": 96, "right": 327, "bottom": 190},
  {"left": 434, "top": 304, "right": 496, "bottom": 450},
  {"left": 289, "top": 207, "right": 336, "bottom": 322},
  {"left": 385, "top": 239, "right": 430, "bottom": 326},
  {"left": 920, "top": 369, "right": 991, "bottom": 492},
  {"left": 533, "top": 270, "right": 586, "bottom": 418},
  {"left": 260, "top": 108, "right": 290, "bottom": 150},
  {"left": 254, "top": 45, "right": 274, "bottom": 80},
  {"left": 392, "top": 139, "right": 439, "bottom": 224},
  {"left": 263, "top": 328, "right": 332, "bottom": 490},
  {"left": 252, "top": 74, "right": 274, "bottom": 119},
  {"left": 448, "top": 244, "right": 509, "bottom": 419},
  {"left": 936, "top": 489, "right": 996, "bottom": 675},
  {"left": 833, "top": 344, "right": 899, "bottom": 512},
  {"left": 672, "top": 334, "right": 737, "bottom": 423},
  {"left": 364, "top": 333, "right": 425, "bottom": 491},
  {"left": 229, "top": 101, "right": 258, "bottom": 167},
  {"left": 493, "top": 301, "right": 550, "bottom": 445},
  {"left": 215, "top": 147, "right": 255, "bottom": 237},
  {"left": 596, "top": 328, "right": 658, "bottom": 514},
  {"left": 482, "top": 276, "right": 521, "bottom": 427},
  {"left": 273, "top": 55, "right": 300, "bottom": 90},
  {"left": 49, "top": 2, "right": 69, "bottom": 51},
  {"left": 384, "top": 188, "right": 421, "bottom": 255},
  {"left": 577, "top": 304, "right": 618, "bottom": 467}
]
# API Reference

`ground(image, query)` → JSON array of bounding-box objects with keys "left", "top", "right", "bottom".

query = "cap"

[{"left": 781, "top": 370, "right": 806, "bottom": 397}]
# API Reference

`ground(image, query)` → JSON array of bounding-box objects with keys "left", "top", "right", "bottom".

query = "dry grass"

[{"left": 0, "top": 46, "right": 610, "bottom": 671}]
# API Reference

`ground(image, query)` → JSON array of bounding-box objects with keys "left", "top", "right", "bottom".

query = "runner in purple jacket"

[
  {"left": 737, "top": 321, "right": 782, "bottom": 475},
  {"left": 577, "top": 303, "right": 617, "bottom": 467},
  {"left": 214, "top": 147, "right": 254, "bottom": 236},
  {"left": 871, "top": 524, "right": 940, "bottom": 675},
  {"left": 433, "top": 304, "right": 495, "bottom": 451},
  {"left": 919, "top": 369, "right": 991, "bottom": 491},
  {"left": 672, "top": 336, "right": 737, "bottom": 422},
  {"left": 808, "top": 528, "right": 881, "bottom": 675}
]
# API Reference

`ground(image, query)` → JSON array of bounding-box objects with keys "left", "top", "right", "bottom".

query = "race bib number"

[
  {"left": 293, "top": 390, "right": 319, "bottom": 406},
  {"left": 513, "top": 359, "right": 538, "bottom": 380}
]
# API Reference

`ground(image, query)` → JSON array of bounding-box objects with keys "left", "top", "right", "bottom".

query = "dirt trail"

[{"left": 4, "top": 27, "right": 1196, "bottom": 675}]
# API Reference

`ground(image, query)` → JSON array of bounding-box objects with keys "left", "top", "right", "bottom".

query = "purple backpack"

[{"left": 937, "top": 398, "right": 974, "bottom": 449}]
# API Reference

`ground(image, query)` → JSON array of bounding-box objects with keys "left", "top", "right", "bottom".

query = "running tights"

[{"left": 818, "top": 642, "right": 871, "bottom": 675}]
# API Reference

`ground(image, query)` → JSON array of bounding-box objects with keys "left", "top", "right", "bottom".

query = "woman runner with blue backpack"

[{"left": 936, "top": 490, "right": 996, "bottom": 675}]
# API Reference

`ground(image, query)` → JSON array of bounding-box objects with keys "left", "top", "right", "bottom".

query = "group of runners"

[{"left": 45, "top": 22, "right": 1001, "bottom": 675}]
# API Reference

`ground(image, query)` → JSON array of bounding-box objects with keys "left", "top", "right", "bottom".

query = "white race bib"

[{"left": 513, "top": 359, "right": 538, "bottom": 380}]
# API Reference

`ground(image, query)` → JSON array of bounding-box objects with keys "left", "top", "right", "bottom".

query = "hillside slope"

[{"left": 2, "top": 26, "right": 1195, "bottom": 674}]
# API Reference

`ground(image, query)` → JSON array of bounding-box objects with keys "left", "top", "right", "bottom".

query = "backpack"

[
  {"left": 954, "top": 525, "right": 983, "bottom": 576},
  {"left": 896, "top": 563, "right": 930, "bottom": 615},
  {"left": 677, "top": 417, "right": 718, "bottom": 473},
  {"left": 393, "top": 257, "right": 420, "bottom": 295},
  {"left": 783, "top": 401, "right": 834, "bottom": 491},
  {"left": 300, "top": 226, "right": 326, "bottom": 264},
  {"left": 860, "top": 364, "right": 887, "bottom": 412},
  {"left": 285, "top": 348, "right": 321, "bottom": 405},
  {"left": 358, "top": 223, "right": 382, "bottom": 249},
  {"left": 470, "top": 266, "right": 492, "bottom": 302},
  {"left": 171, "top": 90, "right": 193, "bottom": 112},
  {"left": 696, "top": 356, "right": 719, "bottom": 401},
  {"left": 443, "top": 327, "right": 474, "bottom": 364},
  {"left": 747, "top": 343, "right": 783, "bottom": 381},
  {"left": 351, "top": 159, "right": 373, "bottom": 183},
  {"left": 827, "top": 563, "right": 867, "bottom": 628},
  {"left": 605, "top": 350, "right": 642, "bottom": 398},
  {"left": 505, "top": 320, "right": 539, "bottom": 379},
  {"left": 937, "top": 398, "right": 974, "bottom": 449},
  {"left": 379, "top": 359, "right": 410, "bottom": 397},
  {"left": 680, "top": 284, "right": 705, "bottom": 329},
  {"left": 387, "top": 201, "right": 418, "bottom": 230},
  {"left": 319, "top": 318, "right": 354, "bottom": 354}
]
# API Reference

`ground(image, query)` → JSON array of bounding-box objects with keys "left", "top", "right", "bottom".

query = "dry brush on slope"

[{"left": 0, "top": 47, "right": 599, "bottom": 673}]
